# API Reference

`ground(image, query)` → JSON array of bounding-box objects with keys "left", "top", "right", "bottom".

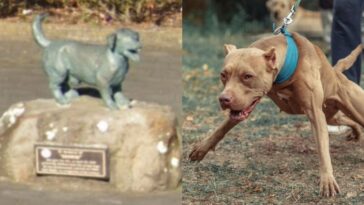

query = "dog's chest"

[
  {"left": 107, "top": 53, "right": 129, "bottom": 85},
  {"left": 110, "top": 62, "right": 129, "bottom": 85},
  {"left": 269, "top": 89, "right": 304, "bottom": 114},
  {"left": 277, "top": 91, "right": 290, "bottom": 100}
]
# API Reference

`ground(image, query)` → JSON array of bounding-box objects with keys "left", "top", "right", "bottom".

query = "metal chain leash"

[{"left": 273, "top": 0, "right": 302, "bottom": 35}]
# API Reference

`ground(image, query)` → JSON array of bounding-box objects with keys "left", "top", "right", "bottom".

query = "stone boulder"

[{"left": 0, "top": 96, "right": 180, "bottom": 192}]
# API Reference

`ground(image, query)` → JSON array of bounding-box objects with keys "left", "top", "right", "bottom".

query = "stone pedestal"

[{"left": 0, "top": 97, "right": 180, "bottom": 192}]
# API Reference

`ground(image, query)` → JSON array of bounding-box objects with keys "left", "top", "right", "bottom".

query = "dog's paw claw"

[
  {"left": 320, "top": 174, "right": 340, "bottom": 197},
  {"left": 346, "top": 133, "right": 361, "bottom": 142},
  {"left": 189, "top": 142, "right": 210, "bottom": 161}
]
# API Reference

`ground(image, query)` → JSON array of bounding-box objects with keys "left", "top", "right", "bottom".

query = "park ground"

[{"left": 182, "top": 30, "right": 364, "bottom": 204}]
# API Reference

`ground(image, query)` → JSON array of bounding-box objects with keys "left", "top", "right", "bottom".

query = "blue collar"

[{"left": 274, "top": 31, "right": 299, "bottom": 84}]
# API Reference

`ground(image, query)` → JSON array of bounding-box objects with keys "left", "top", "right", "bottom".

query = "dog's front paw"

[
  {"left": 114, "top": 92, "right": 131, "bottom": 108},
  {"left": 65, "top": 90, "right": 79, "bottom": 100},
  {"left": 107, "top": 102, "right": 119, "bottom": 110},
  {"left": 55, "top": 96, "right": 69, "bottom": 105},
  {"left": 320, "top": 173, "right": 340, "bottom": 197},
  {"left": 189, "top": 141, "right": 213, "bottom": 161},
  {"left": 346, "top": 129, "right": 361, "bottom": 142}
]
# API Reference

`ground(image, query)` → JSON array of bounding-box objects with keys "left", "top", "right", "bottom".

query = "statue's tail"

[{"left": 32, "top": 13, "right": 51, "bottom": 48}]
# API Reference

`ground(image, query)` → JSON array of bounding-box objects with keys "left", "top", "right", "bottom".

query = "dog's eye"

[
  {"left": 243, "top": 74, "right": 254, "bottom": 80},
  {"left": 220, "top": 72, "right": 227, "bottom": 83},
  {"left": 281, "top": 4, "right": 285, "bottom": 8}
]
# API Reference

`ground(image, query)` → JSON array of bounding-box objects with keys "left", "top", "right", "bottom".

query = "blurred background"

[
  {"left": 183, "top": 0, "right": 318, "bottom": 34},
  {"left": 0, "top": 0, "right": 181, "bottom": 25},
  {"left": 182, "top": 0, "right": 328, "bottom": 71}
]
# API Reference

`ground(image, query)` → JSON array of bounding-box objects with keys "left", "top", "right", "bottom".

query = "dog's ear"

[
  {"left": 266, "top": 0, "right": 273, "bottom": 9},
  {"left": 224, "top": 44, "right": 237, "bottom": 55},
  {"left": 263, "top": 47, "right": 277, "bottom": 71},
  {"left": 107, "top": 33, "right": 117, "bottom": 52}
]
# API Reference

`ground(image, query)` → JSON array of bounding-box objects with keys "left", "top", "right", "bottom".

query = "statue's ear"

[
  {"left": 224, "top": 44, "right": 237, "bottom": 55},
  {"left": 107, "top": 33, "right": 117, "bottom": 52}
]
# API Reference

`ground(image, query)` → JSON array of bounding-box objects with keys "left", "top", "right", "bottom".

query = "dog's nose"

[{"left": 219, "top": 94, "right": 232, "bottom": 106}]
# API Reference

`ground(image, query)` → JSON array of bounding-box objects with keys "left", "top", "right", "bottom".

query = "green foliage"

[
  {"left": 0, "top": 0, "right": 18, "bottom": 17},
  {"left": 70, "top": 0, "right": 155, "bottom": 22}
]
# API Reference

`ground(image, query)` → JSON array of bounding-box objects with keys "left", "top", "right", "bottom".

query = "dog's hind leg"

[
  {"left": 327, "top": 111, "right": 362, "bottom": 141},
  {"left": 189, "top": 118, "right": 240, "bottom": 161},
  {"left": 335, "top": 82, "right": 364, "bottom": 137},
  {"left": 64, "top": 76, "right": 80, "bottom": 100},
  {"left": 68, "top": 76, "right": 80, "bottom": 87},
  {"left": 49, "top": 76, "right": 68, "bottom": 105},
  {"left": 44, "top": 55, "right": 69, "bottom": 104}
]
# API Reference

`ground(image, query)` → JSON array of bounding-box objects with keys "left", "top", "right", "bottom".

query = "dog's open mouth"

[
  {"left": 229, "top": 97, "right": 261, "bottom": 121},
  {"left": 128, "top": 49, "right": 139, "bottom": 54}
]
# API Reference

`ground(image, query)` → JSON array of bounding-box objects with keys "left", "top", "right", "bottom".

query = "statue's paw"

[
  {"left": 117, "top": 100, "right": 131, "bottom": 110},
  {"left": 55, "top": 96, "right": 69, "bottom": 105},
  {"left": 65, "top": 90, "right": 79, "bottom": 100},
  {"left": 104, "top": 101, "right": 119, "bottom": 110},
  {"left": 114, "top": 93, "right": 131, "bottom": 109}
]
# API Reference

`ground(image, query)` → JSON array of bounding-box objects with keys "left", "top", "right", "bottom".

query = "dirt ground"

[
  {"left": 182, "top": 31, "right": 364, "bottom": 204},
  {"left": 0, "top": 20, "right": 181, "bottom": 204},
  {"left": 0, "top": 181, "right": 181, "bottom": 205}
]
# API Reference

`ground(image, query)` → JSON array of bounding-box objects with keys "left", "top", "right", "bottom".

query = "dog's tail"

[
  {"left": 32, "top": 13, "right": 51, "bottom": 48},
  {"left": 333, "top": 44, "right": 363, "bottom": 72}
]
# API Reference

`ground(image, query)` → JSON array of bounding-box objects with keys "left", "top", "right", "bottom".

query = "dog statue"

[{"left": 32, "top": 14, "right": 142, "bottom": 109}]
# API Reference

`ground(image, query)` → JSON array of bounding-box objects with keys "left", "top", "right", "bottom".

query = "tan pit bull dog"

[{"left": 189, "top": 32, "right": 363, "bottom": 197}]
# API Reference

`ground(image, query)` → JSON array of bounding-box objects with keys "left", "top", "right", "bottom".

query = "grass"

[{"left": 182, "top": 28, "right": 364, "bottom": 204}]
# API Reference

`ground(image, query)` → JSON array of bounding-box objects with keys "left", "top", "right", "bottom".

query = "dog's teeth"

[{"left": 230, "top": 110, "right": 249, "bottom": 121}]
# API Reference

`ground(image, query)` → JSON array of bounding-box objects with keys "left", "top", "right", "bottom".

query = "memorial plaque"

[{"left": 35, "top": 144, "right": 109, "bottom": 180}]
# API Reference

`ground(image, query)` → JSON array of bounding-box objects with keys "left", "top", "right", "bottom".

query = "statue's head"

[{"left": 107, "top": 28, "right": 142, "bottom": 61}]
